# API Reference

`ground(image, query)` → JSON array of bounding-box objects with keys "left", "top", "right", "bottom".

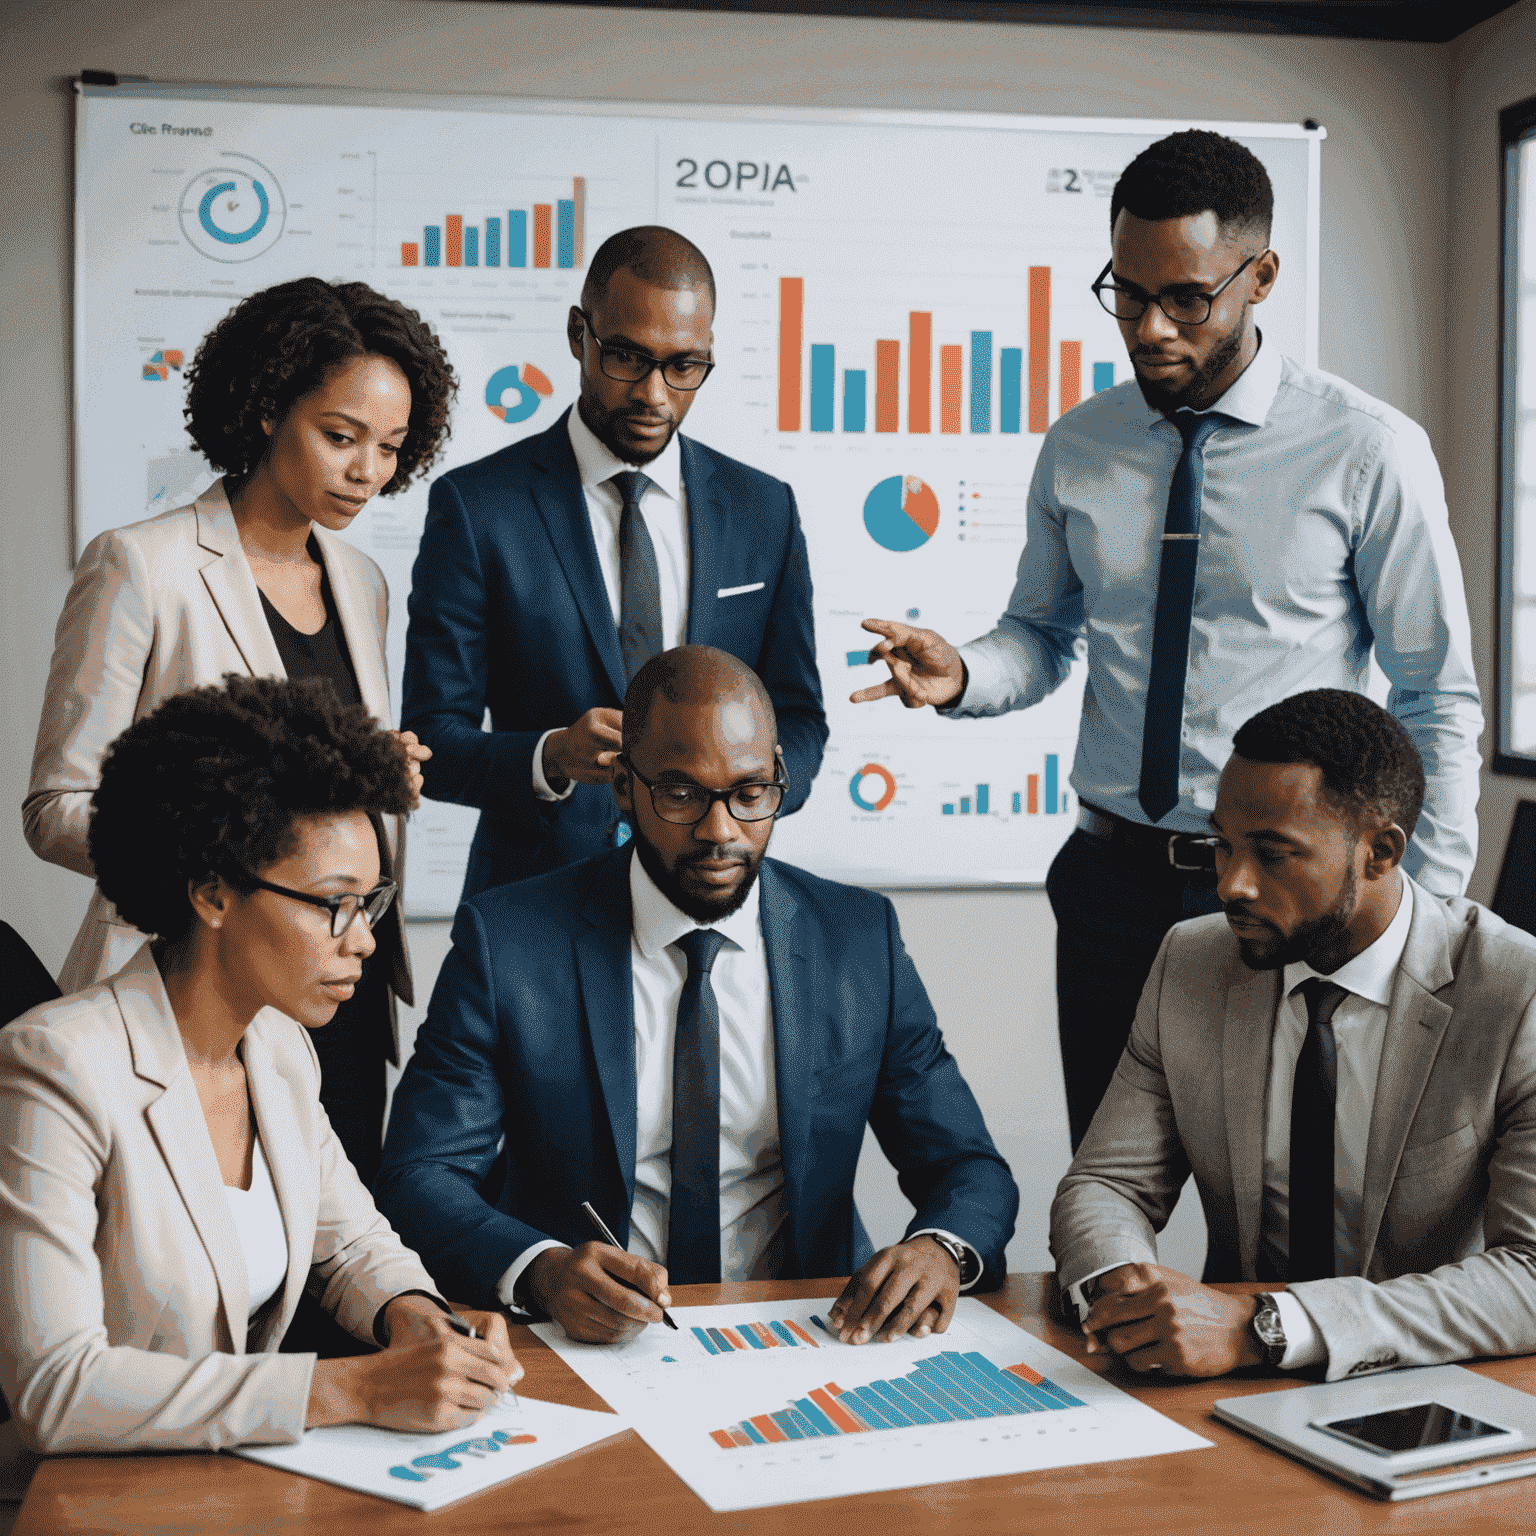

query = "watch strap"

[{"left": 1249, "top": 1291, "right": 1287, "bottom": 1367}]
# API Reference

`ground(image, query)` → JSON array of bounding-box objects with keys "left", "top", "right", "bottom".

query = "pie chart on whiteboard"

[{"left": 864, "top": 474, "right": 940, "bottom": 552}]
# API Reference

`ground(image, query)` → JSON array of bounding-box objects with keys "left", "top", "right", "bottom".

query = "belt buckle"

[{"left": 1167, "top": 835, "right": 1217, "bottom": 873}]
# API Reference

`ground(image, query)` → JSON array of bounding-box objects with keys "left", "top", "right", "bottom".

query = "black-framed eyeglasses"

[
  {"left": 620, "top": 755, "right": 788, "bottom": 825},
  {"left": 1091, "top": 253, "right": 1261, "bottom": 326},
  {"left": 575, "top": 310, "right": 715, "bottom": 391},
  {"left": 247, "top": 876, "right": 398, "bottom": 938}
]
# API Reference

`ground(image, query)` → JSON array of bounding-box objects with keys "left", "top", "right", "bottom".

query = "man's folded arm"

[
  {"left": 864, "top": 899, "right": 1019, "bottom": 1289},
  {"left": 374, "top": 900, "right": 556, "bottom": 1306},
  {"left": 1050, "top": 927, "right": 1190, "bottom": 1290}
]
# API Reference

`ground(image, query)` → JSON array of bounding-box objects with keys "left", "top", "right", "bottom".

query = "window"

[{"left": 1499, "top": 94, "right": 1536, "bottom": 773}]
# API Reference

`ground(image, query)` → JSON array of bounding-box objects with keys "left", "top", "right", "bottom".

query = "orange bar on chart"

[
  {"left": 1060, "top": 340, "right": 1082, "bottom": 412},
  {"left": 1028, "top": 266, "right": 1050, "bottom": 432},
  {"left": 749, "top": 1324, "right": 780, "bottom": 1347},
  {"left": 940, "top": 345, "right": 963, "bottom": 433},
  {"left": 778, "top": 278, "right": 803, "bottom": 431},
  {"left": 1028, "top": 774, "right": 1039, "bottom": 813},
  {"left": 1006, "top": 1362, "right": 1046, "bottom": 1385},
  {"left": 785, "top": 1321, "right": 820, "bottom": 1347},
  {"left": 875, "top": 340, "right": 901, "bottom": 432},
  {"left": 750, "top": 1415, "right": 788, "bottom": 1442},
  {"left": 533, "top": 205, "right": 552, "bottom": 267},
  {"left": 810, "top": 1387, "right": 867, "bottom": 1433},
  {"left": 400, "top": 242, "right": 419, "bottom": 267},
  {"left": 710, "top": 1430, "right": 736, "bottom": 1449},
  {"left": 446, "top": 215, "right": 463, "bottom": 267},
  {"left": 729, "top": 1428, "right": 752, "bottom": 1446},
  {"left": 908, "top": 311, "right": 932, "bottom": 433},
  {"left": 572, "top": 176, "right": 586, "bottom": 267},
  {"left": 719, "top": 1328, "right": 748, "bottom": 1350}
]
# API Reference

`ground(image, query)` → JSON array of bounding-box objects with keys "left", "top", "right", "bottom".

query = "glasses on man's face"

[
  {"left": 248, "top": 876, "right": 399, "bottom": 938},
  {"left": 576, "top": 310, "right": 715, "bottom": 392},
  {"left": 1091, "top": 253, "right": 1260, "bottom": 326},
  {"left": 621, "top": 755, "right": 787, "bottom": 826}
]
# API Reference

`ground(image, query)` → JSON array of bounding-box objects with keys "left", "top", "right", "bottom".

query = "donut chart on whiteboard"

[
  {"left": 849, "top": 763, "right": 898, "bottom": 812},
  {"left": 864, "top": 475, "right": 940, "bottom": 552},
  {"left": 178, "top": 156, "right": 286, "bottom": 261}
]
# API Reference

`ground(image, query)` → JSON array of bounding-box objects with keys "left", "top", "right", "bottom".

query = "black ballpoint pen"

[{"left": 580, "top": 1200, "right": 679, "bottom": 1330}]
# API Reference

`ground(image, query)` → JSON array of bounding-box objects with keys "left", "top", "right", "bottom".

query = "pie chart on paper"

[{"left": 863, "top": 474, "right": 940, "bottom": 552}]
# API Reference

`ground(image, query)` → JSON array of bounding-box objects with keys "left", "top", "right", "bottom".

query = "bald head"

[
  {"left": 582, "top": 226, "right": 716, "bottom": 316},
  {"left": 624, "top": 646, "right": 776, "bottom": 752}
]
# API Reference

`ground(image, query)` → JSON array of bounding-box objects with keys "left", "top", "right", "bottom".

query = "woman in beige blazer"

[
  {"left": 0, "top": 676, "right": 519, "bottom": 1455},
  {"left": 25, "top": 277, "right": 455, "bottom": 1186}
]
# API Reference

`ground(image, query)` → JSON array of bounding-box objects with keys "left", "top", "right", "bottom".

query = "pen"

[
  {"left": 581, "top": 1200, "right": 679, "bottom": 1330},
  {"left": 443, "top": 1311, "right": 520, "bottom": 1404}
]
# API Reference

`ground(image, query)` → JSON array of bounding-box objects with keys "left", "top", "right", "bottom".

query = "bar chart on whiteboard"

[
  {"left": 535, "top": 1297, "right": 1211, "bottom": 1512},
  {"left": 75, "top": 87, "right": 1318, "bottom": 901}
]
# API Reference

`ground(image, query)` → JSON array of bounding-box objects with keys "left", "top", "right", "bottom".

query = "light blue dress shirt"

[{"left": 944, "top": 337, "right": 1482, "bottom": 896}]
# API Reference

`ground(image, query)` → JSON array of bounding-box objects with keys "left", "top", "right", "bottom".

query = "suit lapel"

[
  {"left": 243, "top": 1017, "right": 315, "bottom": 1350},
  {"left": 117, "top": 956, "right": 249, "bottom": 1351},
  {"left": 194, "top": 481, "right": 285, "bottom": 680},
  {"left": 681, "top": 437, "right": 724, "bottom": 646},
  {"left": 312, "top": 526, "right": 390, "bottom": 725},
  {"left": 1223, "top": 960, "right": 1281, "bottom": 1277},
  {"left": 760, "top": 863, "right": 814, "bottom": 1269},
  {"left": 577, "top": 851, "right": 639, "bottom": 1213},
  {"left": 1358, "top": 884, "right": 1456, "bottom": 1271},
  {"left": 529, "top": 411, "right": 626, "bottom": 702}
]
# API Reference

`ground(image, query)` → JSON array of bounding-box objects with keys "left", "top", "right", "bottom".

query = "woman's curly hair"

[
  {"left": 90, "top": 674, "right": 414, "bottom": 944},
  {"left": 183, "top": 278, "right": 456, "bottom": 494}
]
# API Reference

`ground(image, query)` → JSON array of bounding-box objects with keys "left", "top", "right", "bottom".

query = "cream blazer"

[
  {"left": 0, "top": 945, "right": 441, "bottom": 1454},
  {"left": 24, "top": 481, "right": 413, "bottom": 1031}
]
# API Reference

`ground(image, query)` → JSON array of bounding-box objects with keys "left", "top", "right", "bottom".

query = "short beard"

[
  {"left": 1230, "top": 862, "right": 1358, "bottom": 974},
  {"left": 1135, "top": 300, "right": 1248, "bottom": 413},
  {"left": 578, "top": 395, "right": 677, "bottom": 467},
  {"left": 630, "top": 821, "right": 765, "bottom": 924}
]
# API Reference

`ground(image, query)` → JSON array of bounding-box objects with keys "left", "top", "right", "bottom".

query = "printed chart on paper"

[
  {"left": 534, "top": 1296, "right": 1210, "bottom": 1511},
  {"left": 75, "top": 85, "right": 1320, "bottom": 901}
]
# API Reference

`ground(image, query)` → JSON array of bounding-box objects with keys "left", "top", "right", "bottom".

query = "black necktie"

[
  {"left": 1289, "top": 978, "right": 1348, "bottom": 1282},
  {"left": 1137, "top": 410, "right": 1228, "bottom": 824},
  {"left": 611, "top": 470, "right": 661, "bottom": 682},
  {"left": 668, "top": 928, "right": 727, "bottom": 1284}
]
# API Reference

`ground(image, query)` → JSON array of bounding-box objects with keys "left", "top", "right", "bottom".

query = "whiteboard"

[{"left": 73, "top": 83, "right": 1321, "bottom": 911}]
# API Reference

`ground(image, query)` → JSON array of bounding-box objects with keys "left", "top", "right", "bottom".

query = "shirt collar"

[
  {"left": 628, "top": 844, "right": 761, "bottom": 962},
  {"left": 566, "top": 402, "right": 683, "bottom": 504},
  {"left": 1137, "top": 327, "right": 1282, "bottom": 433},
  {"left": 1283, "top": 875, "right": 1415, "bottom": 1010}
]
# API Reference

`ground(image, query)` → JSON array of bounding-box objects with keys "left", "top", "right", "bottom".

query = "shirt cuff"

[
  {"left": 496, "top": 1240, "right": 571, "bottom": 1313},
  {"left": 910, "top": 1228, "right": 984, "bottom": 1293},
  {"left": 1064, "top": 1262, "right": 1136, "bottom": 1323},
  {"left": 1274, "top": 1289, "right": 1327, "bottom": 1371},
  {"left": 532, "top": 729, "right": 576, "bottom": 802}
]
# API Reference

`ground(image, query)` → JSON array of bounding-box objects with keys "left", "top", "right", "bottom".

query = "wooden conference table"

[{"left": 17, "top": 1274, "right": 1536, "bottom": 1534}]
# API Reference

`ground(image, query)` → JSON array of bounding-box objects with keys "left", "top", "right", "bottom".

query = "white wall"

[{"left": 2, "top": 0, "right": 1459, "bottom": 1277}]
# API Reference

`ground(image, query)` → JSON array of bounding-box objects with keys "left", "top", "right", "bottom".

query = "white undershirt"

[
  {"left": 532, "top": 406, "right": 690, "bottom": 801},
  {"left": 224, "top": 1137, "right": 288, "bottom": 1317}
]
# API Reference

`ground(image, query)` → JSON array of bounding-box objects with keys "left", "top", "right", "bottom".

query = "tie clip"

[{"left": 1161, "top": 532, "right": 1201, "bottom": 540}]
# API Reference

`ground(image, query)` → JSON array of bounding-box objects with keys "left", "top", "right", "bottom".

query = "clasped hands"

[
  {"left": 1079, "top": 1263, "right": 1263, "bottom": 1377},
  {"left": 529, "top": 1235, "right": 962, "bottom": 1347}
]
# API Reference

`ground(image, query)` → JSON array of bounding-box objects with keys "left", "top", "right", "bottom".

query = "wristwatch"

[
  {"left": 1249, "top": 1292, "right": 1287, "bottom": 1367},
  {"left": 925, "top": 1232, "right": 980, "bottom": 1287}
]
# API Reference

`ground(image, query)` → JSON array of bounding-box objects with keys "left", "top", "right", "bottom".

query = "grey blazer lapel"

[
  {"left": 117, "top": 959, "right": 249, "bottom": 1352},
  {"left": 194, "top": 481, "right": 285, "bottom": 680},
  {"left": 1358, "top": 882, "right": 1456, "bottom": 1271},
  {"left": 1223, "top": 960, "right": 1281, "bottom": 1277}
]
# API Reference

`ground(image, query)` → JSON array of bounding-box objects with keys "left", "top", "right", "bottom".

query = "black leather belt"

[{"left": 1077, "top": 803, "right": 1219, "bottom": 874}]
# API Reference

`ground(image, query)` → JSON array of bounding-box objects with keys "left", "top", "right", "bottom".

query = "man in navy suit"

[
  {"left": 377, "top": 647, "right": 1016, "bottom": 1345},
  {"left": 402, "top": 226, "right": 827, "bottom": 898}
]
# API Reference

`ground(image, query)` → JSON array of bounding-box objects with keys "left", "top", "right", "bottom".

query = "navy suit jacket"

[
  {"left": 374, "top": 850, "right": 1017, "bottom": 1306},
  {"left": 401, "top": 410, "right": 828, "bottom": 898}
]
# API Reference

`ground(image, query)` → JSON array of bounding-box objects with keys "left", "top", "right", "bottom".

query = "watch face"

[{"left": 1253, "top": 1306, "right": 1286, "bottom": 1348}]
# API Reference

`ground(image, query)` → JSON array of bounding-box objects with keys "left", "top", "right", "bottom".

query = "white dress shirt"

[
  {"left": 945, "top": 336, "right": 1482, "bottom": 896},
  {"left": 223, "top": 1137, "right": 288, "bottom": 1318},
  {"left": 532, "top": 407, "right": 690, "bottom": 801},
  {"left": 497, "top": 854, "right": 982, "bottom": 1307},
  {"left": 1070, "top": 878, "right": 1414, "bottom": 1372}
]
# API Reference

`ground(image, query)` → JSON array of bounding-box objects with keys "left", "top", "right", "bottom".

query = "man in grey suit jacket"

[{"left": 1052, "top": 689, "right": 1536, "bottom": 1383}]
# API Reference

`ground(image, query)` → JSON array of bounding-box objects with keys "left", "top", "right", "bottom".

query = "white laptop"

[{"left": 1214, "top": 1364, "right": 1536, "bottom": 1501}]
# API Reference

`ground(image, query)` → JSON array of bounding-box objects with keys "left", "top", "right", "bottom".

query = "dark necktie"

[
  {"left": 611, "top": 470, "right": 661, "bottom": 682},
  {"left": 667, "top": 928, "right": 727, "bottom": 1285},
  {"left": 1137, "top": 410, "right": 1228, "bottom": 824},
  {"left": 1288, "top": 978, "right": 1348, "bottom": 1282}
]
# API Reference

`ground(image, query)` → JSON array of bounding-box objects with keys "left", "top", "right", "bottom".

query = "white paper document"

[
  {"left": 234, "top": 1395, "right": 627, "bottom": 1511},
  {"left": 533, "top": 1297, "right": 1211, "bottom": 1512}
]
